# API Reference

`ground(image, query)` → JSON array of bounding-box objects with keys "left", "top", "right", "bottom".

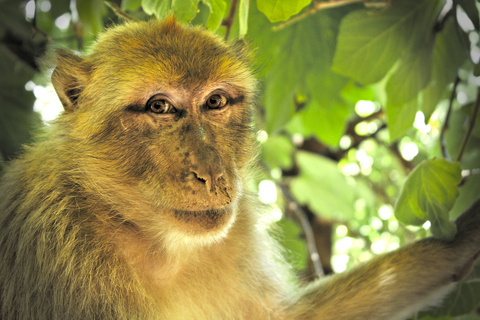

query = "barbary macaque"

[{"left": 0, "top": 18, "right": 479, "bottom": 320}]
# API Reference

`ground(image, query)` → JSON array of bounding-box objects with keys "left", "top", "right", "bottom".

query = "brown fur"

[{"left": 1, "top": 18, "right": 480, "bottom": 320}]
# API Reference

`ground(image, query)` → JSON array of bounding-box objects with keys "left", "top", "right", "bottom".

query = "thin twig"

[
  {"left": 456, "top": 86, "right": 480, "bottom": 162},
  {"left": 440, "top": 75, "right": 460, "bottom": 161},
  {"left": 278, "top": 183, "right": 324, "bottom": 278},
  {"left": 273, "top": 0, "right": 371, "bottom": 31},
  {"left": 222, "top": 0, "right": 239, "bottom": 40},
  {"left": 32, "top": 0, "right": 51, "bottom": 41},
  {"left": 104, "top": 0, "right": 135, "bottom": 21}
]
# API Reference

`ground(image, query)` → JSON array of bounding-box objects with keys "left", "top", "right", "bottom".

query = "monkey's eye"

[
  {"left": 206, "top": 94, "right": 228, "bottom": 109},
  {"left": 148, "top": 99, "right": 176, "bottom": 114}
]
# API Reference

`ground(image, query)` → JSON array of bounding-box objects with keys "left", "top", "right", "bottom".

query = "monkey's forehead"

[{"left": 87, "top": 19, "right": 254, "bottom": 86}]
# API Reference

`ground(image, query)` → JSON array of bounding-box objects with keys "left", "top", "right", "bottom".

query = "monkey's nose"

[
  {"left": 189, "top": 148, "right": 225, "bottom": 193},
  {"left": 191, "top": 168, "right": 224, "bottom": 193}
]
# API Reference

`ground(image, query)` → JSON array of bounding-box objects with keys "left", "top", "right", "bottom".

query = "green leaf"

[
  {"left": 77, "top": 0, "right": 106, "bottom": 35},
  {"left": 303, "top": 65, "right": 351, "bottom": 146},
  {"left": 261, "top": 135, "right": 294, "bottom": 169},
  {"left": 429, "top": 216, "right": 457, "bottom": 242},
  {"left": 250, "top": 7, "right": 351, "bottom": 133},
  {"left": 385, "top": 97, "right": 417, "bottom": 142},
  {"left": 300, "top": 98, "right": 351, "bottom": 146},
  {"left": 285, "top": 112, "right": 314, "bottom": 137},
  {"left": 385, "top": 34, "right": 434, "bottom": 108},
  {"left": 202, "top": 0, "right": 227, "bottom": 31},
  {"left": 445, "top": 104, "right": 480, "bottom": 164},
  {"left": 341, "top": 81, "right": 376, "bottom": 105},
  {"left": 257, "top": 0, "right": 311, "bottom": 22},
  {"left": 238, "top": 0, "right": 250, "bottom": 36},
  {"left": 394, "top": 159, "right": 462, "bottom": 240},
  {"left": 141, "top": 0, "right": 166, "bottom": 17},
  {"left": 121, "top": 0, "right": 142, "bottom": 11},
  {"left": 421, "top": 19, "right": 467, "bottom": 120},
  {"left": 142, "top": 0, "right": 200, "bottom": 22},
  {"left": 332, "top": 0, "right": 443, "bottom": 84},
  {"left": 290, "top": 152, "right": 355, "bottom": 220},
  {"left": 451, "top": 174, "right": 480, "bottom": 220},
  {"left": 274, "top": 219, "right": 307, "bottom": 271}
]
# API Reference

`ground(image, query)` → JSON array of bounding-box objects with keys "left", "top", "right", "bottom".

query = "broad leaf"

[
  {"left": 332, "top": 0, "right": 443, "bottom": 85},
  {"left": 385, "top": 98, "right": 417, "bottom": 142},
  {"left": 300, "top": 98, "right": 351, "bottom": 146},
  {"left": 341, "top": 81, "right": 376, "bottom": 105},
  {"left": 386, "top": 34, "right": 434, "bottom": 108},
  {"left": 257, "top": 0, "right": 311, "bottom": 22},
  {"left": 77, "top": 0, "right": 106, "bottom": 35},
  {"left": 290, "top": 152, "right": 355, "bottom": 220},
  {"left": 202, "top": 0, "right": 227, "bottom": 31},
  {"left": 250, "top": 6, "right": 351, "bottom": 134},
  {"left": 142, "top": 0, "right": 199, "bottom": 22},
  {"left": 421, "top": 20, "right": 467, "bottom": 120},
  {"left": 261, "top": 135, "right": 294, "bottom": 170},
  {"left": 121, "top": 0, "right": 142, "bottom": 11},
  {"left": 304, "top": 64, "right": 351, "bottom": 146},
  {"left": 274, "top": 219, "right": 308, "bottom": 270},
  {"left": 394, "top": 159, "right": 462, "bottom": 241},
  {"left": 238, "top": 0, "right": 250, "bottom": 35}
]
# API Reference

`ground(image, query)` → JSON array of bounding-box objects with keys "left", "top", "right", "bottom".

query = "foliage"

[
  {"left": 394, "top": 159, "right": 461, "bottom": 241},
  {"left": 1, "top": 0, "right": 479, "bottom": 318}
]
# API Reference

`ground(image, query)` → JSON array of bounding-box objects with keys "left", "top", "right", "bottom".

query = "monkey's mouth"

[
  {"left": 160, "top": 179, "right": 242, "bottom": 236},
  {"left": 172, "top": 207, "right": 233, "bottom": 232}
]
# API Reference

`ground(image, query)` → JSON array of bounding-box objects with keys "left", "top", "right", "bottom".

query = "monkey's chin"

[{"left": 163, "top": 205, "right": 238, "bottom": 249}]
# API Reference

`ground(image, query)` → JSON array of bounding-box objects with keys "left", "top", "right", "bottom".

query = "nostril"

[{"left": 192, "top": 171, "right": 207, "bottom": 184}]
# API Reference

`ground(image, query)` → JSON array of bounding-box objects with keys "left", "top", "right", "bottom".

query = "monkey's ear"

[{"left": 51, "top": 49, "right": 90, "bottom": 112}]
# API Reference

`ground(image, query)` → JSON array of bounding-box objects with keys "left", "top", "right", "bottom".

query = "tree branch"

[
  {"left": 222, "top": 0, "right": 239, "bottom": 40},
  {"left": 456, "top": 86, "right": 480, "bottom": 162},
  {"left": 273, "top": 0, "right": 380, "bottom": 31},
  {"left": 104, "top": 0, "right": 136, "bottom": 21},
  {"left": 440, "top": 75, "right": 460, "bottom": 161},
  {"left": 32, "top": 0, "right": 51, "bottom": 41},
  {"left": 278, "top": 183, "right": 324, "bottom": 278}
]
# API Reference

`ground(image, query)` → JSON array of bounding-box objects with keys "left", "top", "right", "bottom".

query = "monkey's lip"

[
  {"left": 172, "top": 206, "right": 231, "bottom": 217},
  {"left": 169, "top": 206, "right": 236, "bottom": 232}
]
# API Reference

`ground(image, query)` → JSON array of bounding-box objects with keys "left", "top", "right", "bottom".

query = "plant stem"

[
  {"left": 440, "top": 76, "right": 460, "bottom": 161},
  {"left": 273, "top": 0, "right": 375, "bottom": 31},
  {"left": 222, "top": 0, "right": 239, "bottom": 40},
  {"left": 278, "top": 183, "right": 324, "bottom": 278},
  {"left": 104, "top": 1, "right": 135, "bottom": 21},
  {"left": 456, "top": 86, "right": 480, "bottom": 162}
]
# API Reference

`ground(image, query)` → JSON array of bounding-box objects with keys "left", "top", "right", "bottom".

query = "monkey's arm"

[{"left": 288, "top": 198, "right": 480, "bottom": 320}]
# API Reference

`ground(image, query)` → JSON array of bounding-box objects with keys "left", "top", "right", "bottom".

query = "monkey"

[{"left": 0, "top": 17, "right": 479, "bottom": 320}]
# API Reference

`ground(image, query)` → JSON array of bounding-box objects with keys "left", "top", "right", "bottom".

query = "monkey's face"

[
  {"left": 117, "top": 82, "right": 254, "bottom": 239},
  {"left": 52, "top": 19, "right": 257, "bottom": 244}
]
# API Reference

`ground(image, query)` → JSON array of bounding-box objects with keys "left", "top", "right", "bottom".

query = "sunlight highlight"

[
  {"left": 258, "top": 180, "right": 277, "bottom": 204},
  {"left": 28, "top": 82, "right": 63, "bottom": 123}
]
